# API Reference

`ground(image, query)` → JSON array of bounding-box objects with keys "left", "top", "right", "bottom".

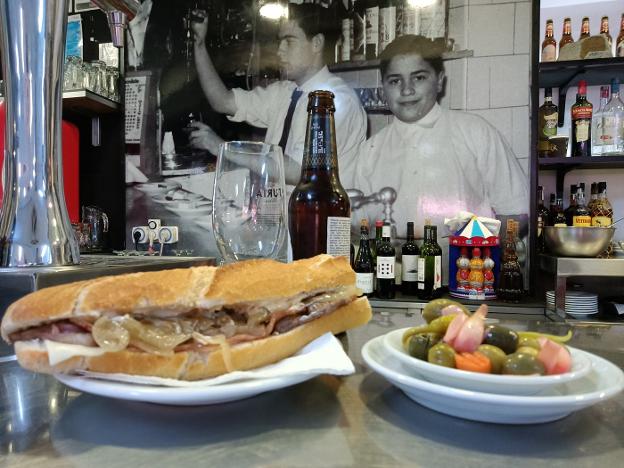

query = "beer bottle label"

[
  {"left": 402, "top": 254, "right": 419, "bottom": 282},
  {"left": 326, "top": 216, "right": 351, "bottom": 257},
  {"left": 356, "top": 272, "right": 374, "bottom": 293},
  {"left": 376, "top": 256, "right": 395, "bottom": 279}
]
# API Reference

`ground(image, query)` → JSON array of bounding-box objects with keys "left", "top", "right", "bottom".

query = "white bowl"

[{"left": 383, "top": 328, "right": 592, "bottom": 395}]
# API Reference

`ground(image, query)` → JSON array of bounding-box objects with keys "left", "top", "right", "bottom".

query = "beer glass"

[{"left": 212, "top": 141, "right": 287, "bottom": 263}]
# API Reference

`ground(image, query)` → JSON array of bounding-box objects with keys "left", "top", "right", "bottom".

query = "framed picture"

[{"left": 74, "top": 0, "right": 97, "bottom": 12}]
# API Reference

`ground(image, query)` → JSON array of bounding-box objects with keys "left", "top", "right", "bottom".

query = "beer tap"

[{"left": 347, "top": 187, "right": 398, "bottom": 238}]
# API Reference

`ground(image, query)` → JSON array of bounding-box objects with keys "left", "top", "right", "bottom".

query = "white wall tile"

[
  {"left": 335, "top": 70, "right": 359, "bottom": 88},
  {"left": 358, "top": 69, "right": 380, "bottom": 88},
  {"left": 449, "top": 6, "right": 468, "bottom": 51},
  {"left": 512, "top": 105, "right": 530, "bottom": 159},
  {"left": 450, "top": 0, "right": 469, "bottom": 7},
  {"left": 466, "top": 57, "right": 490, "bottom": 109},
  {"left": 467, "top": 4, "right": 515, "bottom": 56},
  {"left": 445, "top": 57, "right": 467, "bottom": 110},
  {"left": 468, "top": 0, "right": 492, "bottom": 5},
  {"left": 471, "top": 108, "right": 513, "bottom": 147},
  {"left": 490, "top": 54, "right": 530, "bottom": 108},
  {"left": 514, "top": 2, "right": 531, "bottom": 54}
]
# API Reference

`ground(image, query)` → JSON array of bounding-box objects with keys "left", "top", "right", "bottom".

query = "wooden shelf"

[
  {"left": 0, "top": 89, "right": 120, "bottom": 116},
  {"left": 539, "top": 57, "right": 624, "bottom": 89},
  {"left": 538, "top": 156, "right": 624, "bottom": 170},
  {"left": 329, "top": 49, "right": 474, "bottom": 72}
]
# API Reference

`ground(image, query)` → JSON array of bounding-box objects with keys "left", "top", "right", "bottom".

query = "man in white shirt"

[
  {"left": 348, "top": 35, "right": 528, "bottom": 282},
  {"left": 189, "top": 4, "right": 366, "bottom": 185}
]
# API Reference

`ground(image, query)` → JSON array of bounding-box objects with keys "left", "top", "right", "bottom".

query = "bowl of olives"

[{"left": 383, "top": 328, "right": 592, "bottom": 395}]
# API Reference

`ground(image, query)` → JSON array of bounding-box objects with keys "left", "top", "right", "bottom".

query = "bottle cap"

[
  {"left": 611, "top": 78, "right": 620, "bottom": 94},
  {"left": 578, "top": 80, "right": 587, "bottom": 95},
  {"left": 375, "top": 219, "right": 383, "bottom": 227},
  {"left": 601, "top": 86, "right": 611, "bottom": 98}
]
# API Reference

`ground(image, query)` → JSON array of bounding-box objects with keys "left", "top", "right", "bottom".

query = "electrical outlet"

[
  {"left": 158, "top": 226, "right": 178, "bottom": 244},
  {"left": 131, "top": 226, "right": 148, "bottom": 243},
  {"left": 147, "top": 219, "right": 161, "bottom": 231}
]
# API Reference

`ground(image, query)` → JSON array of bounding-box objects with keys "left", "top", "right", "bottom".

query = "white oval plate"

[
  {"left": 55, "top": 372, "right": 314, "bottom": 406},
  {"left": 363, "top": 335, "right": 624, "bottom": 424},
  {"left": 383, "top": 328, "right": 592, "bottom": 395}
]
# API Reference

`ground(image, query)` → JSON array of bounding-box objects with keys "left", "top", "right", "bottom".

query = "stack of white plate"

[{"left": 546, "top": 290, "right": 598, "bottom": 317}]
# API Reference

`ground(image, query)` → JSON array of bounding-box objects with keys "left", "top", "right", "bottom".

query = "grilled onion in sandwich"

[{"left": 1, "top": 255, "right": 371, "bottom": 380}]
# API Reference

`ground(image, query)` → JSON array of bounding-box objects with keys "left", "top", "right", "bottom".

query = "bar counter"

[{"left": 2, "top": 308, "right": 623, "bottom": 467}]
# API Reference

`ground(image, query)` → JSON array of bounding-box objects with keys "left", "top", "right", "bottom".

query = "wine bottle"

[
  {"left": 354, "top": 219, "right": 375, "bottom": 296},
  {"left": 416, "top": 223, "right": 442, "bottom": 300},
  {"left": 289, "top": 91, "right": 351, "bottom": 260},
  {"left": 401, "top": 221, "right": 419, "bottom": 296},
  {"left": 376, "top": 222, "right": 396, "bottom": 299}
]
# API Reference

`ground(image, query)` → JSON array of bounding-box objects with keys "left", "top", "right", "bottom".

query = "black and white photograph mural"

[{"left": 123, "top": 0, "right": 531, "bottom": 272}]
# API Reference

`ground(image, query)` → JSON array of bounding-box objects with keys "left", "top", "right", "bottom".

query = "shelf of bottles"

[
  {"left": 539, "top": 57, "right": 624, "bottom": 89},
  {"left": 330, "top": 49, "right": 474, "bottom": 73},
  {"left": 539, "top": 155, "right": 624, "bottom": 170}
]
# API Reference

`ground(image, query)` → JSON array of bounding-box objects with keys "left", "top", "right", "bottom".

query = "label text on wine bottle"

[
  {"left": 326, "top": 216, "right": 351, "bottom": 257},
  {"left": 356, "top": 273, "right": 374, "bottom": 293},
  {"left": 376, "top": 256, "right": 395, "bottom": 279},
  {"left": 402, "top": 255, "right": 419, "bottom": 282},
  {"left": 434, "top": 255, "right": 442, "bottom": 290}
]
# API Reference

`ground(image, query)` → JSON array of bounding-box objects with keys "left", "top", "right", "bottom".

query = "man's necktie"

[{"left": 278, "top": 88, "right": 304, "bottom": 154}]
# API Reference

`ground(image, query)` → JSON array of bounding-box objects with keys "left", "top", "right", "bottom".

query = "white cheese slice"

[{"left": 44, "top": 340, "right": 107, "bottom": 365}]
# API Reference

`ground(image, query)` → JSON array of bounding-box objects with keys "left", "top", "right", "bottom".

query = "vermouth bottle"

[
  {"left": 571, "top": 80, "right": 592, "bottom": 157},
  {"left": 354, "top": 219, "right": 375, "bottom": 296},
  {"left": 289, "top": 91, "right": 351, "bottom": 260},
  {"left": 376, "top": 222, "right": 396, "bottom": 299}
]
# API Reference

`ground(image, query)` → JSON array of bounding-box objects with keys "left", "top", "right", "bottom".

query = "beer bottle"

[
  {"left": 376, "top": 222, "right": 396, "bottom": 299},
  {"left": 401, "top": 221, "right": 420, "bottom": 296},
  {"left": 541, "top": 19, "right": 556, "bottom": 62},
  {"left": 354, "top": 219, "right": 375, "bottom": 297},
  {"left": 559, "top": 17, "right": 574, "bottom": 53},
  {"left": 417, "top": 222, "right": 442, "bottom": 300},
  {"left": 289, "top": 91, "right": 351, "bottom": 260}
]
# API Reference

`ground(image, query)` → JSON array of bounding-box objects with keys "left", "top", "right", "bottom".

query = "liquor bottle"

[
  {"left": 537, "top": 185, "right": 550, "bottom": 253},
  {"left": 579, "top": 16, "right": 590, "bottom": 40},
  {"left": 354, "top": 219, "right": 375, "bottom": 296},
  {"left": 552, "top": 195, "right": 567, "bottom": 227},
  {"left": 600, "top": 16, "right": 612, "bottom": 46},
  {"left": 571, "top": 80, "right": 592, "bottom": 157},
  {"left": 401, "top": 221, "right": 420, "bottom": 296},
  {"left": 289, "top": 91, "right": 351, "bottom": 260},
  {"left": 541, "top": 19, "right": 557, "bottom": 62},
  {"left": 351, "top": 0, "right": 366, "bottom": 61},
  {"left": 587, "top": 182, "right": 598, "bottom": 213},
  {"left": 376, "top": 222, "right": 396, "bottom": 299},
  {"left": 559, "top": 17, "right": 574, "bottom": 53},
  {"left": 600, "top": 78, "right": 624, "bottom": 156},
  {"left": 416, "top": 222, "right": 442, "bottom": 300},
  {"left": 591, "top": 181, "right": 614, "bottom": 227},
  {"left": 617, "top": 14, "right": 624, "bottom": 57},
  {"left": 341, "top": 1, "right": 352, "bottom": 62},
  {"left": 400, "top": 0, "right": 420, "bottom": 36},
  {"left": 379, "top": 0, "right": 397, "bottom": 55},
  {"left": 564, "top": 184, "right": 578, "bottom": 226},
  {"left": 373, "top": 219, "right": 382, "bottom": 263},
  {"left": 572, "top": 185, "right": 591, "bottom": 227},
  {"left": 538, "top": 88, "right": 558, "bottom": 156},
  {"left": 591, "top": 85, "right": 611, "bottom": 157},
  {"left": 497, "top": 220, "right": 523, "bottom": 303},
  {"left": 365, "top": 0, "right": 380, "bottom": 60}
]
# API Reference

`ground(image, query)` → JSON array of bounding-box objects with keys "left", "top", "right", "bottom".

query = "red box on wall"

[{"left": 0, "top": 103, "right": 80, "bottom": 223}]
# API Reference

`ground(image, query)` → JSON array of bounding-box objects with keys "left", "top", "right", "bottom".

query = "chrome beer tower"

[{"left": 0, "top": 0, "right": 138, "bottom": 267}]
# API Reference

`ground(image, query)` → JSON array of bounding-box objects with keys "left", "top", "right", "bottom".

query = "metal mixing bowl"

[{"left": 544, "top": 226, "right": 615, "bottom": 257}]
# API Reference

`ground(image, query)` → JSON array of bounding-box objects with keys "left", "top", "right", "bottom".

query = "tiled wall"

[{"left": 335, "top": 0, "right": 532, "bottom": 174}]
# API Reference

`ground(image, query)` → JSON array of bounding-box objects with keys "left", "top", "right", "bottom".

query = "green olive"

[
  {"left": 502, "top": 352, "right": 546, "bottom": 375},
  {"left": 428, "top": 342, "right": 456, "bottom": 368},
  {"left": 516, "top": 346, "right": 539, "bottom": 357},
  {"left": 517, "top": 336, "right": 541, "bottom": 351},
  {"left": 407, "top": 333, "right": 442, "bottom": 360},
  {"left": 422, "top": 299, "right": 470, "bottom": 324},
  {"left": 483, "top": 325, "right": 519, "bottom": 355},
  {"left": 476, "top": 344, "right": 507, "bottom": 374}
]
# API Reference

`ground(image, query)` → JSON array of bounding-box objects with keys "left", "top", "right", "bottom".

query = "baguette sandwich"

[{"left": 1, "top": 255, "right": 371, "bottom": 380}]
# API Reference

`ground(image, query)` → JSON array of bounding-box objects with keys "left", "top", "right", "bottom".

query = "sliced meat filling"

[{"left": 9, "top": 286, "right": 358, "bottom": 354}]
